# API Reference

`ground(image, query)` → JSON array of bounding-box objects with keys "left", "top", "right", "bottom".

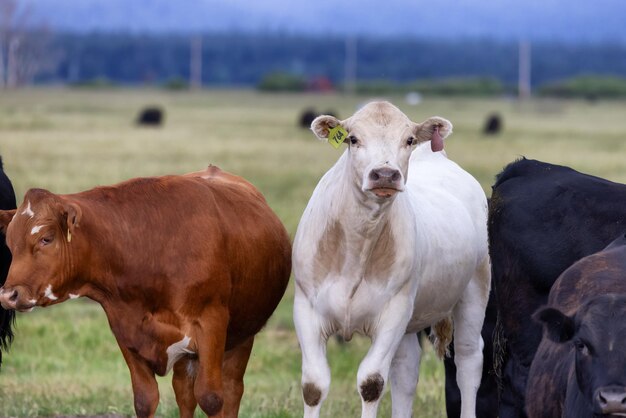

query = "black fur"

[{"left": 489, "top": 158, "right": 626, "bottom": 417}]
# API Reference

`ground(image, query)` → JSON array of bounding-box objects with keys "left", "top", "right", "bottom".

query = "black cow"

[
  {"left": 483, "top": 113, "right": 502, "bottom": 135},
  {"left": 136, "top": 106, "right": 164, "bottom": 126},
  {"left": 0, "top": 156, "right": 16, "bottom": 369},
  {"left": 489, "top": 158, "right": 626, "bottom": 418},
  {"left": 527, "top": 235, "right": 626, "bottom": 418}
]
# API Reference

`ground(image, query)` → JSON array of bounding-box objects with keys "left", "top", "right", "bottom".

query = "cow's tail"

[
  {"left": 430, "top": 316, "right": 453, "bottom": 359},
  {"left": 492, "top": 313, "right": 507, "bottom": 391},
  {"left": 0, "top": 307, "right": 15, "bottom": 369}
]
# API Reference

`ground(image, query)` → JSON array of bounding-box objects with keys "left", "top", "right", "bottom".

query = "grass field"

[{"left": 1, "top": 88, "right": 626, "bottom": 417}]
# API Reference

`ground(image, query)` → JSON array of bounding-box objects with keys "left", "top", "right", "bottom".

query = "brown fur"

[
  {"left": 363, "top": 222, "right": 396, "bottom": 281},
  {"left": 360, "top": 373, "right": 385, "bottom": 402},
  {"left": 0, "top": 166, "right": 291, "bottom": 418},
  {"left": 302, "top": 382, "right": 322, "bottom": 406},
  {"left": 431, "top": 316, "right": 454, "bottom": 359},
  {"left": 313, "top": 220, "right": 346, "bottom": 281}
]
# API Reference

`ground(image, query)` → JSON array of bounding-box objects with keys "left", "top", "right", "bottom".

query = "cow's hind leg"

[
  {"left": 452, "top": 256, "right": 491, "bottom": 418},
  {"left": 173, "top": 357, "right": 198, "bottom": 418},
  {"left": 195, "top": 305, "right": 229, "bottom": 417},
  {"left": 390, "top": 333, "right": 421, "bottom": 418},
  {"left": 294, "top": 289, "right": 331, "bottom": 418},
  {"left": 222, "top": 336, "right": 255, "bottom": 418}
]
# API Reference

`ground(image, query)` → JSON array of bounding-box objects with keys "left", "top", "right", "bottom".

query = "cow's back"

[
  {"left": 489, "top": 158, "right": 626, "bottom": 416},
  {"left": 408, "top": 146, "right": 488, "bottom": 261},
  {"left": 77, "top": 167, "right": 291, "bottom": 349}
]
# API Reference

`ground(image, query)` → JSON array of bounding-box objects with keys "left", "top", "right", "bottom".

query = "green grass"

[{"left": 1, "top": 89, "right": 626, "bottom": 417}]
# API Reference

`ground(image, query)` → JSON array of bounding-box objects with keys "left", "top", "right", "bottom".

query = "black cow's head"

[{"left": 536, "top": 294, "right": 626, "bottom": 416}]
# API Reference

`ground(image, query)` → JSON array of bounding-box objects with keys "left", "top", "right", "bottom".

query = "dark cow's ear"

[
  {"left": 311, "top": 115, "right": 342, "bottom": 141},
  {"left": 0, "top": 209, "right": 16, "bottom": 234},
  {"left": 61, "top": 201, "right": 82, "bottom": 243},
  {"left": 534, "top": 306, "right": 576, "bottom": 343},
  {"left": 414, "top": 117, "right": 453, "bottom": 152}
]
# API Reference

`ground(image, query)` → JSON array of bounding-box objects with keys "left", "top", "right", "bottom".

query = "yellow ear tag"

[
  {"left": 328, "top": 126, "right": 348, "bottom": 149},
  {"left": 67, "top": 229, "right": 72, "bottom": 243}
]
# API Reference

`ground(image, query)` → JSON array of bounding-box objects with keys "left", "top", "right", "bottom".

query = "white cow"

[{"left": 292, "top": 101, "right": 490, "bottom": 418}]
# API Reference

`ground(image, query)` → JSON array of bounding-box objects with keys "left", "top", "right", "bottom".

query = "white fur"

[
  {"left": 293, "top": 102, "right": 490, "bottom": 418},
  {"left": 165, "top": 335, "right": 194, "bottom": 375},
  {"left": 31, "top": 225, "right": 43, "bottom": 235},
  {"left": 69, "top": 293, "right": 80, "bottom": 299},
  {"left": 44, "top": 284, "right": 58, "bottom": 301},
  {"left": 21, "top": 201, "right": 34, "bottom": 218}
]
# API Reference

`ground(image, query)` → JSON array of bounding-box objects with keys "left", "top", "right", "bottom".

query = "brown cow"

[{"left": 0, "top": 165, "right": 291, "bottom": 418}]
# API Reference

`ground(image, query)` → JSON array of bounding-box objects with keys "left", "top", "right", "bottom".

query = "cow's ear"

[
  {"left": 0, "top": 209, "right": 16, "bottom": 234},
  {"left": 414, "top": 117, "right": 453, "bottom": 152},
  {"left": 311, "top": 115, "right": 343, "bottom": 141},
  {"left": 61, "top": 201, "right": 82, "bottom": 243},
  {"left": 534, "top": 307, "right": 576, "bottom": 343}
]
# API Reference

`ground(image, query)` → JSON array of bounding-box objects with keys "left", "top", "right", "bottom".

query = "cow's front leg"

[
  {"left": 358, "top": 295, "right": 413, "bottom": 418},
  {"left": 452, "top": 258, "right": 490, "bottom": 418},
  {"left": 389, "top": 333, "right": 421, "bottom": 418},
  {"left": 294, "top": 288, "right": 331, "bottom": 418},
  {"left": 194, "top": 305, "right": 229, "bottom": 417},
  {"left": 119, "top": 346, "right": 160, "bottom": 418}
]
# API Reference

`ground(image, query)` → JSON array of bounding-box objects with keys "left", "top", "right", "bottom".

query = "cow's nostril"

[
  {"left": 8, "top": 290, "right": 17, "bottom": 302},
  {"left": 369, "top": 171, "right": 380, "bottom": 181},
  {"left": 391, "top": 171, "right": 401, "bottom": 182}
]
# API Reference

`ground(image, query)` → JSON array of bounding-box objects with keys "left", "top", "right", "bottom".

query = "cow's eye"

[
  {"left": 40, "top": 236, "right": 53, "bottom": 246},
  {"left": 349, "top": 135, "right": 358, "bottom": 145},
  {"left": 406, "top": 137, "right": 416, "bottom": 146},
  {"left": 574, "top": 339, "right": 590, "bottom": 356}
]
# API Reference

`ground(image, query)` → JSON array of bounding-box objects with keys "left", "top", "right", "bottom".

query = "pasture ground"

[{"left": 1, "top": 89, "right": 626, "bottom": 417}]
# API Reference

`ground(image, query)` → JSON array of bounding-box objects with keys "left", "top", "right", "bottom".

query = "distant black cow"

[
  {"left": 483, "top": 113, "right": 502, "bottom": 135},
  {"left": 527, "top": 235, "right": 626, "bottom": 418},
  {"left": 489, "top": 158, "right": 626, "bottom": 418},
  {"left": 299, "top": 109, "right": 339, "bottom": 129},
  {"left": 136, "top": 106, "right": 164, "bottom": 126},
  {"left": 299, "top": 108, "right": 318, "bottom": 129},
  {"left": 0, "top": 156, "right": 16, "bottom": 370}
]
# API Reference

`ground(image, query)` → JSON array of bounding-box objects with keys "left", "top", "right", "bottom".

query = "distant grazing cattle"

[
  {"left": 299, "top": 108, "right": 318, "bottom": 129},
  {"left": 489, "top": 158, "right": 626, "bottom": 418},
  {"left": 483, "top": 113, "right": 502, "bottom": 135},
  {"left": 0, "top": 166, "right": 291, "bottom": 418},
  {"left": 0, "top": 156, "right": 16, "bottom": 371},
  {"left": 299, "top": 109, "right": 340, "bottom": 129},
  {"left": 137, "top": 106, "right": 164, "bottom": 126},
  {"left": 293, "top": 101, "right": 490, "bottom": 418},
  {"left": 527, "top": 235, "right": 626, "bottom": 418}
]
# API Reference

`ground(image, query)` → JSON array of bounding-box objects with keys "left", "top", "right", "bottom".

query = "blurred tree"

[{"left": 0, "top": 0, "right": 59, "bottom": 88}]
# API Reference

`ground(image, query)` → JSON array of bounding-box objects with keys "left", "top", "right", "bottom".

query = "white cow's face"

[{"left": 311, "top": 101, "right": 452, "bottom": 201}]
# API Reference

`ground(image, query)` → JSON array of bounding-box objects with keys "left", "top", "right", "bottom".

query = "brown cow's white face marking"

[
  {"left": 44, "top": 284, "right": 58, "bottom": 301},
  {"left": 31, "top": 225, "right": 43, "bottom": 235},
  {"left": 21, "top": 201, "right": 34, "bottom": 218}
]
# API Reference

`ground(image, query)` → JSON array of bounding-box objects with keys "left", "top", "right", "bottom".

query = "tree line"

[{"left": 6, "top": 30, "right": 626, "bottom": 96}]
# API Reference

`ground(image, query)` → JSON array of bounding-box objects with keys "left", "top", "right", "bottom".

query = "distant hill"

[{"left": 31, "top": 0, "right": 626, "bottom": 43}]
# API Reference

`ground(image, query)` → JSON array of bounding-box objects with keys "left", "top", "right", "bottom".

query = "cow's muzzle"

[
  {"left": 366, "top": 167, "right": 403, "bottom": 198},
  {"left": 595, "top": 386, "right": 626, "bottom": 415},
  {"left": 0, "top": 286, "right": 35, "bottom": 312}
]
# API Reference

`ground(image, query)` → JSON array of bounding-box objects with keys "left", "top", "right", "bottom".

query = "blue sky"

[{"left": 30, "top": 0, "right": 626, "bottom": 43}]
